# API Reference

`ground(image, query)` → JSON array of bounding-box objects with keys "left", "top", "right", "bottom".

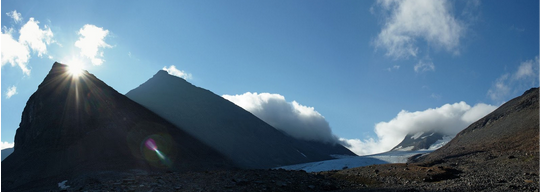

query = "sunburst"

[{"left": 66, "top": 59, "right": 85, "bottom": 78}]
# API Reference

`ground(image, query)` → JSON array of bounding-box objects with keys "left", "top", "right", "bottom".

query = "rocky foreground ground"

[{"left": 56, "top": 150, "right": 538, "bottom": 192}]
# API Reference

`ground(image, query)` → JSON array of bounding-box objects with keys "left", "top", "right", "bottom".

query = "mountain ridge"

[
  {"left": 2, "top": 63, "right": 235, "bottom": 191},
  {"left": 126, "top": 70, "right": 355, "bottom": 169},
  {"left": 414, "top": 87, "right": 539, "bottom": 163}
]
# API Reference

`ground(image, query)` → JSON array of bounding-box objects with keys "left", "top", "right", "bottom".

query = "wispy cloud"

[
  {"left": 514, "top": 58, "right": 536, "bottom": 80},
  {"left": 6, "top": 85, "right": 18, "bottom": 99},
  {"left": 340, "top": 102, "right": 496, "bottom": 155},
  {"left": 414, "top": 58, "right": 435, "bottom": 73},
  {"left": 75, "top": 24, "right": 111, "bottom": 66},
  {"left": 6, "top": 10, "right": 22, "bottom": 23},
  {"left": 162, "top": 65, "right": 192, "bottom": 80},
  {"left": 373, "top": 0, "right": 465, "bottom": 59},
  {"left": 223, "top": 92, "right": 339, "bottom": 143},
  {"left": 386, "top": 65, "right": 400, "bottom": 72},
  {"left": 488, "top": 56, "right": 539, "bottom": 103}
]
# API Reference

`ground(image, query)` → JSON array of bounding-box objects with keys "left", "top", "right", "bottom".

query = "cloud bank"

[
  {"left": 487, "top": 56, "right": 539, "bottom": 103},
  {"left": 340, "top": 102, "right": 496, "bottom": 155},
  {"left": 1, "top": 11, "right": 54, "bottom": 76},
  {"left": 223, "top": 92, "right": 339, "bottom": 143},
  {"left": 1, "top": 141, "right": 14, "bottom": 150},
  {"left": 224, "top": 92, "right": 497, "bottom": 156},
  {"left": 75, "top": 24, "right": 111, "bottom": 65},
  {"left": 163, "top": 65, "right": 193, "bottom": 80},
  {"left": 374, "top": 0, "right": 464, "bottom": 59}
]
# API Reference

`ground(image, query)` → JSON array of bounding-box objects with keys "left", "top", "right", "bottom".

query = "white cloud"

[
  {"left": 1, "top": 14, "right": 54, "bottom": 76},
  {"left": 223, "top": 92, "right": 339, "bottom": 143},
  {"left": 487, "top": 74, "right": 511, "bottom": 102},
  {"left": 18, "top": 18, "right": 54, "bottom": 57},
  {"left": 514, "top": 58, "right": 536, "bottom": 80},
  {"left": 414, "top": 58, "right": 435, "bottom": 72},
  {"left": 1, "top": 27, "right": 31, "bottom": 75},
  {"left": 340, "top": 102, "right": 496, "bottom": 155},
  {"left": 1, "top": 141, "right": 14, "bottom": 150},
  {"left": 75, "top": 24, "right": 111, "bottom": 65},
  {"left": 6, "top": 10, "right": 23, "bottom": 23},
  {"left": 374, "top": 0, "right": 464, "bottom": 59},
  {"left": 6, "top": 85, "right": 18, "bottom": 99},
  {"left": 162, "top": 65, "right": 193, "bottom": 80},
  {"left": 386, "top": 65, "right": 400, "bottom": 71},
  {"left": 488, "top": 56, "right": 539, "bottom": 103}
]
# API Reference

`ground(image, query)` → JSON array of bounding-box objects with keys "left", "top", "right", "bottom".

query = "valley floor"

[{"left": 57, "top": 149, "right": 538, "bottom": 192}]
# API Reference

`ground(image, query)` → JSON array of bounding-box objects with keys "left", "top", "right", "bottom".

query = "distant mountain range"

[{"left": 126, "top": 70, "right": 355, "bottom": 169}]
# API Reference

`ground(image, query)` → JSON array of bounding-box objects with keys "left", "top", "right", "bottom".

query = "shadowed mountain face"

[
  {"left": 2, "top": 63, "right": 234, "bottom": 191},
  {"left": 1, "top": 148, "right": 14, "bottom": 161},
  {"left": 415, "top": 87, "right": 539, "bottom": 163},
  {"left": 391, "top": 132, "right": 446, "bottom": 151},
  {"left": 126, "top": 70, "right": 355, "bottom": 169}
]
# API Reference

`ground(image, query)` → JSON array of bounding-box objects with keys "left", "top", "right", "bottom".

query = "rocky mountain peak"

[
  {"left": 3, "top": 62, "right": 234, "bottom": 191},
  {"left": 126, "top": 70, "right": 356, "bottom": 169}
]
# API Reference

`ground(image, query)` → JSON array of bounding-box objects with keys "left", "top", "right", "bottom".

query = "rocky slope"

[
  {"left": 417, "top": 87, "right": 539, "bottom": 163},
  {"left": 126, "top": 70, "right": 355, "bottom": 169},
  {"left": 2, "top": 63, "right": 235, "bottom": 191},
  {"left": 328, "top": 87, "right": 539, "bottom": 191}
]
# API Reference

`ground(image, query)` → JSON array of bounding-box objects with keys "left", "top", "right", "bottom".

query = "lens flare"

[
  {"left": 143, "top": 137, "right": 172, "bottom": 167},
  {"left": 145, "top": 138, "right": 158, "bottom": 151}
]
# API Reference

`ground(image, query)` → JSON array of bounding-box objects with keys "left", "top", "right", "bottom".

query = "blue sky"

[{"left": 1, "top": 0, "right": 538, "bottom": 154}]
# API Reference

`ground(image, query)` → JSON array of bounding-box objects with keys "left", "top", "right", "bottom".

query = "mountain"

[
  {"left": 2, "top": 63, "right": 235, "bottom": 191},
  {"left": 391, "top": 132, "right": 449, "bottom": 151},
  {"left": 1, "top": 148, "right": 14, "bottom": 161},
  {"left": 126, "top": 70, "right": 355, "bottom": 169},
  {"left": 415, "top": 87, "right": 539, "bottom": 163},
  {"left": 319, "top": 88, "right": 538, "bottom": 191}
]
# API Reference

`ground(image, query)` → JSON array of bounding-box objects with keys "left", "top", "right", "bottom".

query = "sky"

[{"left": 1, "top": 0, "right": 538, "bottom": 155}]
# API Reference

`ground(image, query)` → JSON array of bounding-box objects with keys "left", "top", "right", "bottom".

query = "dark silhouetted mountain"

[
  {"left": 1, "top": 148, "right": 14, "bottom": 161},
  {"left": 391, "top": 132, "right": 447, "bottom": 151},
  {"left": 414, "top": 87, "right": 539, "bottom": 163},
  {"left": 126, "top": 70, "right": 355, "bottom": 169},
  {"left": 2, "top": 63, "right": 235, "bottom": 191}
]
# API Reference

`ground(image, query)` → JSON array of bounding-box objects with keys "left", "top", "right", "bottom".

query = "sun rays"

[{"left": 66, "top": 59, "right": 85, "bottom": 78}]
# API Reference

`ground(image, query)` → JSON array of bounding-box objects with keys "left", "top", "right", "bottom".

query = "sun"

[{"left": 66, "top": 59, "right": 85, "bottom": 78}]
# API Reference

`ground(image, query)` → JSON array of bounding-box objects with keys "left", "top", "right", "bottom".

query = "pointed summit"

[
  {"left": 126, "top": 70, "right": 355, "bottom": 169},
  {"left": 2, "top": 62, "right": 234, "bottom": 191}
]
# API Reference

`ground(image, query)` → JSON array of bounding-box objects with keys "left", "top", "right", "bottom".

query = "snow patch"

[
  {"left": 411, "top": 132, "right": 424, "bottom": 140},
  {"left": 393, "top": 146, "right": 414, "bottom": 151},
  {"left": 296, "top": 150, "right": 307, "bottom": 158},
  {"left": 425, "top": 135, "right": 454, "bottom": 150},
  {"left": 58, "top": 180, "right": 70, "bottom": 190}
]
